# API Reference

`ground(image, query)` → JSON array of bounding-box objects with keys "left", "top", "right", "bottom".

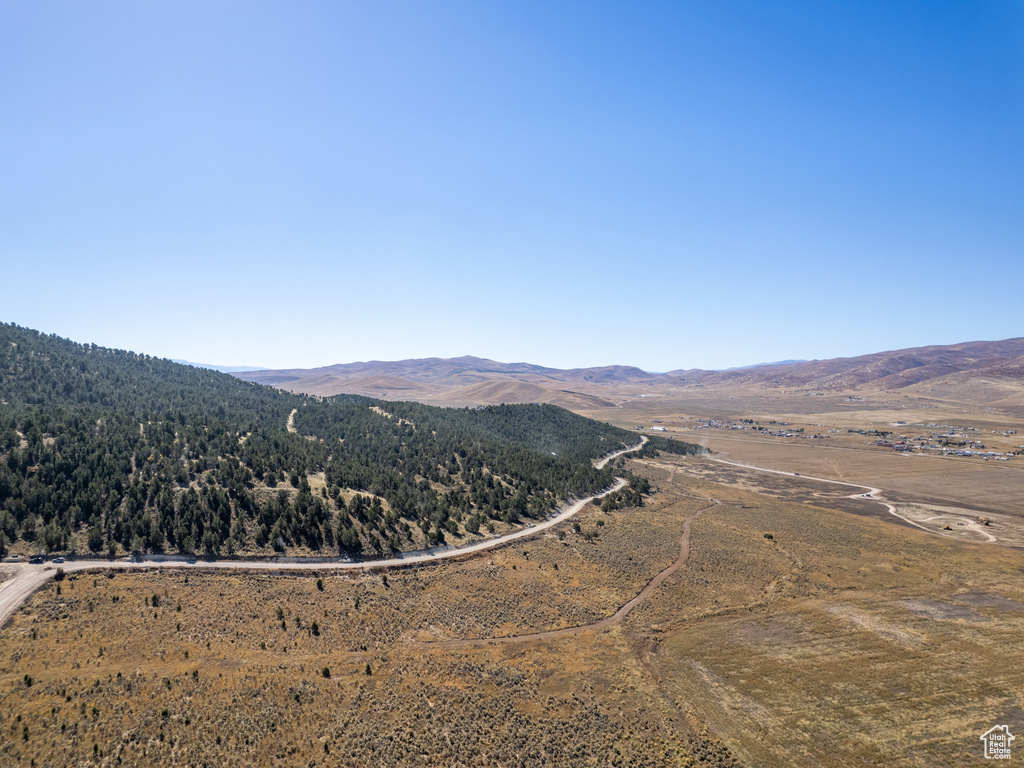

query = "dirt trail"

[
  {"left": 595, "top": 434, "right": 647, "bottom": 469},
  {"left": 417, "top": 500, "right": 716, "bottom": 648},
  {"left": 0, "top": 439, "right": 646, "bottom": 629},
  {"left": 286, "top": 408, "right": 297, "bottom": 433},
  {"left": 706, "top": 455, "right": 1000, "bottom": 541}
]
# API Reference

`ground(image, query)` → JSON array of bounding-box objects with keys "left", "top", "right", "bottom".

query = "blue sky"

[{"left": 2, "top": 1, "right": 1022, "bottom": 371}]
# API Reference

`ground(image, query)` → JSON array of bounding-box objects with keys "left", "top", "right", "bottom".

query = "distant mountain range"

[
  {"left": 172, "top": 359, "right": 266, "bottom": 374},
  {"left": 667, "top": 338, "right": 1024, "bottom": 393},
  {"left": 234, "top": 355, "right": 644, "bottom": 409},
  {"left": 233, "top": 338, "right": 1024, "bottom": 409},
  {"left": 721, "top": 359, "right": 808, "bottom": 371}
]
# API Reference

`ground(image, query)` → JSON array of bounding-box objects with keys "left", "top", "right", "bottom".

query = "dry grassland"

[
  {"left": 626, "top": 455, "right": 1024, "bottom": 767},
  {"left": 580, "top": 386, "right": 1024, "bottom": 531},
  {"left": 0, "top": 486, "right": 738, "bottom": 768},
  {"left": 690, "top": 434, "right": 1024, "bottom": 515},
  {"left": 3, "top": 451, "right": 1023, "bottom": 766}
]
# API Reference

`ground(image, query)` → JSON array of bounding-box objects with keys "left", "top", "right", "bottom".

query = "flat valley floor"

[{"left": 3, "top": 445, "right": 1024, "bottom": 766}]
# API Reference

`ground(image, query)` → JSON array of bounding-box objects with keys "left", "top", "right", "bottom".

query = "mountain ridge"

[
  {"left": 0, "top": 322, "right": 658, "bottom": 559},
  {"left": 233, "top": 337, "right": 1024, "bottom": 406}
]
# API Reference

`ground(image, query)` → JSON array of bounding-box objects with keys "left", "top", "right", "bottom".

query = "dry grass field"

[
  {"left": 580, "top": 384, "right": 1024, "bottom": 527},
  {"left": 627, "top": 455, "right": 1024, "bottom": 766},
  {"left": 0, "top": 483, "right": 727, "bottom": 768},
  {"left": 645, "top": 501, "right": 1024, "bottom": 765},
  {"left": 3, "top": 444, "right": 1023, "bottom": 766}
]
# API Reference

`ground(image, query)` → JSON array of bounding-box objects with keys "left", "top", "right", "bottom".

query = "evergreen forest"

[{"left": 0, "top": 323, "right": 699, "bottom": 559}]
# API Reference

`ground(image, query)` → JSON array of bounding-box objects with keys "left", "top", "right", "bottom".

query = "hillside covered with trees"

[{"left": 0, "top": 323, "right": 698, "bottom": 559}]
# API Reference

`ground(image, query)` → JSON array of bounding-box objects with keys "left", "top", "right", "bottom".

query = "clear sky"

[{"left": 2, "top": 1, "right": 1022, "bottom": 372}]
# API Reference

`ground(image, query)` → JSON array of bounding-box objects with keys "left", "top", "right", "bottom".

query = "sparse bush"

[
  {"left": 316, "top": 578, "right": 324, "bottom": 591},
  {"left": 322, "top": 666, "right": 331, "bottom": 678}
]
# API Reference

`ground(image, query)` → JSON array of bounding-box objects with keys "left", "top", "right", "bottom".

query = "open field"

[
  {"left": 690, "top": 435, "right": 1024, "bottom": 516},
  {"left": 626, "top": 454, "right": 1024, "bottom": 766},
  {"left": 578, "top": 386, "right": 1024, "bottom": 534},
  {"left": 0, "top": 481, "right": 722, "bottom": 767},
  {"left": 4, "top": 447, "right": 1024, "bottom": 766},
  {"left": 636, "top": 485, "right": 1024, "bottom": 766}
]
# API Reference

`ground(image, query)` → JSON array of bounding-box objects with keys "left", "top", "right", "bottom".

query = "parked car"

[
  {"left": 52, "top": 556, "right": 65, "bottom": 564},
  {"left": 29, "top": 556, "right": 44, "bottom": 564}
]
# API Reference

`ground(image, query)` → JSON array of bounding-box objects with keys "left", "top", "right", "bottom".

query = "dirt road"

[
  {"left": 420, "top": 499, "right": 716, "bottom": 647},
  {"left": 0, "top": 439, "right": 646, "bottom": 629},
  {"left": 705, "top": 455, "right": 1001, "bottom": 541},
  {"left": 595, "top": 435, "right": 647, "bottom": 469}
]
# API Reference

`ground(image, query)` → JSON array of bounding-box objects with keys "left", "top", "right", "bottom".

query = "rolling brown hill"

[
  {"left": 233, "top": 338, "right": 1024, "bottom": 407},
  {"left": 233, "top": 355, "right": 656, "bottom": 404},
  {"left": 665, "top": 338, "right": 1024, "bottom": 390}
]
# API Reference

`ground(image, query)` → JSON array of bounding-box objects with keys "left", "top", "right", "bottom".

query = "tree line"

[{"left": 0, "top": 323, "right": 701, "bottom": 558}]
